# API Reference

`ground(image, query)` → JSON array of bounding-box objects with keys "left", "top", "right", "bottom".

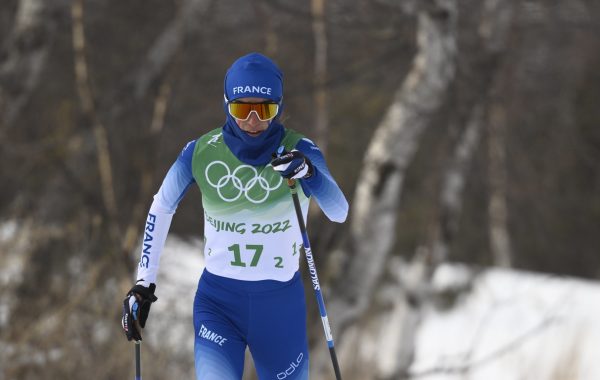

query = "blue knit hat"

[
  {"left": 224, "top": 53, "right": 283, "bottom": 102},
  {"left": 221, "top": 53, "right": 285, "bottom": 166}
]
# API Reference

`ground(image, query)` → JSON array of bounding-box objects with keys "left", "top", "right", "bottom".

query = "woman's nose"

[{"left": 247, "top": 111, "right": 261, "bottom": 124}]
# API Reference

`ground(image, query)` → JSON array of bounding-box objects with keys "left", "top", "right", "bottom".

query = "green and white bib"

[{"left": 192, "top": 128, "right": 309, "bottom": 281}]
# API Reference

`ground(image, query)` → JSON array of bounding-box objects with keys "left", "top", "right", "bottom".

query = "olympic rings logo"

[{"left": 205, "top": 161, "right": 283, "bottom": 204}]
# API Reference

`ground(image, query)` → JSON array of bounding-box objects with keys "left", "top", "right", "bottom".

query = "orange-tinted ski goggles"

[{"left": 228, "top": 101, "right": 279, "bottom": 121}]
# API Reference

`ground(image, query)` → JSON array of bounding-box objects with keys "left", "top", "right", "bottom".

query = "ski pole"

[
  {"left": 286, "top": 177, "right": 343, "bottom": 380},
  {"left": 135, "top": 340, "right": 142, "bottom": 380}
]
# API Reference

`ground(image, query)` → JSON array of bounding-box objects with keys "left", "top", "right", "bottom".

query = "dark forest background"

[{"left": 1, "top": 0, "right": 599, "bottom": 379}]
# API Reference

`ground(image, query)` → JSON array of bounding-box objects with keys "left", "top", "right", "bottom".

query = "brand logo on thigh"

[{"left": 277, "top": 352, "right": 304, "bottom": 379}]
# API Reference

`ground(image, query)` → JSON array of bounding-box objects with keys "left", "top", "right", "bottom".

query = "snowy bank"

[{"left": 411, "top": 265, "right": 600, "bottom": 380}]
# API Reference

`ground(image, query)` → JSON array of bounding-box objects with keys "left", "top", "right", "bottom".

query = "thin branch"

[
  {"left": 311, "top": 0, "right": 329, "bottom": 154},
  {"left": 133, "top": 0, "right": 211, "bottom": 99},
  {"left": 408, "top": 315, "right": 557, "bottom": 378},
  {"left": 121, "top": 62, "right": 178, "bottom": 256},
  {"left": 71, "top": 0, "right": 118, "bottom": 226},
  {"left": 407, "top": 276, "right": 574, "bottom": 379},
  {"left": 0, "top": 0, "right": 63, "bottom": 131}
]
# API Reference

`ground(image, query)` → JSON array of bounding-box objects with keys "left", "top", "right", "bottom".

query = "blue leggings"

[{"left": 193, "top": 269, "right": 309, "bottom": 380}]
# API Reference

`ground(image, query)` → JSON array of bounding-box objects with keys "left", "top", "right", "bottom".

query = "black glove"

[
  {"left": 271, "top": 148, "right": 314, "bottom": 179},
  {"left": 121, "top": 282, "right": 158, "bottom": 341}
]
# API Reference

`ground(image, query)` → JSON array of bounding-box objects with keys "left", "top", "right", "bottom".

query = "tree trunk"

[
  {"left": 253, "top": 1, "right": 279, "bottom": 59},
  {"left": 433, "top": 105, "right": 485, "bottom": 264},
  {"left": 133, "top": 0, "right": 212, "bottom": 99},
  {"left": 335, "top": 0, "right": 457, "bottom": 333},
  {"left": 310, "top": 2, "right": 459, "bottom": 378},
  {"left": 484, "top": 0, "right": 515, "bottom": 268},
  {"left": 434, "top": 0, "right": 515, "bottom": 269},
  {"left": 71, "top": 0, "right": 118, "bottom": 231},
  {"left": 0, "top": 0, "right": 60, "bottom": 129},
  {"left": 487, "top": 101, "right": 513, "bottom": 267},
  {"left": 311, "top": 0, "right": 329, "bottom": 154},
  {"left": 120, "top": 0, "right": 211, "bottom": 257}
]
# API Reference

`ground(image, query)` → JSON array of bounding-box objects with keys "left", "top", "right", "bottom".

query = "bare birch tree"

[
  {"left": 0, "top": 0, "right": 61, "bottom": 130},
  {"left": 434, "top": 0, "right": 516, "bottom": 268},
  {"left": 120, "top": 0, "right": 212, "bottom": 258},
  {"left": 336, "top": 0, "right": 457, "bottom": 331},
  {"left": 72, "top": 0, "right": 119, "bottom": 236},
  {"left": 311, "top": 0, "right": 329, "bottom": 154},
  {"left": 310, "top": 1, "right": 459, "bottom": 378},
  {"left": 484, "top": 0, "right": 514, "bottom": 268},
  {"left": 432, "top": 105, "right": 485, "bottom": 266},
  {"left": 253, "top": 0, "right": 279, "bottom": 57},
  {"left": 487, "top": 99, "right": 513, "bottom": 268}
]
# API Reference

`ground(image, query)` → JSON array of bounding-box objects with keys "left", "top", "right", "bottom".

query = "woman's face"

[{"left": 233, "top": 97, "right": 271, "bottom": 137}]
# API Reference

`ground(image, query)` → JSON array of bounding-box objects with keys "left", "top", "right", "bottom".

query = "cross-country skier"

[{"left": 121, "top": 52, "right": 348, "bottom": 380}]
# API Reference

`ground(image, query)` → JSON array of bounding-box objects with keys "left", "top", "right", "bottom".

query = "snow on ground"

[
  {"left": 411, "top": 264, "right": 600, "bottom": 380},
  {"left": 3, "top": 224, "right": 600, "bottom": 380},
  {"left": 151, "top": 240, "right": 600, "bottom": 380},
  {"left": 145, "top": 236, "right": 205, "bottom": 358},
  {"left": 153, "top": 239, "right": 600, "bottom": 380}
]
